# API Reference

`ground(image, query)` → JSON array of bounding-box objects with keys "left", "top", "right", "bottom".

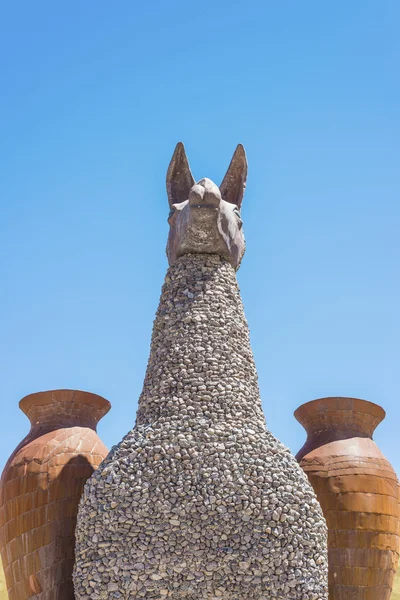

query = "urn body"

[
  {"left": 295, "top": 397, "right": 400, "bottom": 600},
  {"left": 0, "top": 389, "right": 110, "bottom": 600}
]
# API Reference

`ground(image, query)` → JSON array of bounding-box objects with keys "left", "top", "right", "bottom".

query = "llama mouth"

[{"left": 192, "top": 204, "right": 219, "bottom": 210}]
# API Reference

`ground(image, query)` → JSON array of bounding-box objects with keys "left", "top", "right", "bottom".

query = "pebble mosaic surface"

[{"left": 74, "top": 254, "right": 328, "bottom": 599}]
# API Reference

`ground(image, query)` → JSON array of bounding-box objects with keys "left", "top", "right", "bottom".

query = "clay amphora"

[
  {"left": 295, "top": 396, "right": 400, "bottom": 600},
  {"left": 0, "top": 389, "right": 110, "bottom": 600}
]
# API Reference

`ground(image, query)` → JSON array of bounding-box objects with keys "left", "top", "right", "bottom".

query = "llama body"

[{"left": 73, "top": 145, "right": 328, "bottom": 599}]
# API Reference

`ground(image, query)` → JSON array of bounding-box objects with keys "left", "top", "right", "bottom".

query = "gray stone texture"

[{"left": 73, "top": 145, "right": 328, "bottom": 599}]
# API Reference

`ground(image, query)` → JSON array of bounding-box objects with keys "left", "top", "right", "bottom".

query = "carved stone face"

[{"left": 166, "top": 143, "right": 247, "bottom": 270}]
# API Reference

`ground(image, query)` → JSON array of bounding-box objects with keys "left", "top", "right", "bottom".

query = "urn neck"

[
  {"left": 20, "top": 389, "right": 111, "bottom": 435},
  {"left": 135, "top": 253, "right": 265, "bottom": 428},
  {"left": 294, "top": 397, "right": 385, "bottom": 461}
]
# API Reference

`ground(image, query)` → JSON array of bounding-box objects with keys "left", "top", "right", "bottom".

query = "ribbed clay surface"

[
  {"left": 0, "top": 389, "right": 110, "bottom": 600},
  {"left": 295, "top": 397, "right": 400, "bottom": 600}
]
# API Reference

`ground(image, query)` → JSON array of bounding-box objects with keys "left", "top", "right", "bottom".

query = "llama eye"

[
  {"left": 233, "top": 208, "right": 243, "bottom": 229},
  {"left": 168, "top": 208, "right": 175, "bottom": 221}
]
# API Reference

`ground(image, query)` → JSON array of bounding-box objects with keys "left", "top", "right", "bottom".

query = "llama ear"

[
  {"left": 166, "top": 142, "right": 195, "bottom": 208},
  {"left": 220, "top": 144, "right": 248, "bottom": 210}
]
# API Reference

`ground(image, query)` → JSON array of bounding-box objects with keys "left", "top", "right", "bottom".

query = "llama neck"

[{"left": 136, "top": 254, "right": 266, "bottom": 430}]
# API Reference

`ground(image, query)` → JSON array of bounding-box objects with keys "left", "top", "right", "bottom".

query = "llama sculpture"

[{"left": 73, "top": 144, "right": 328, "bottom": 599}]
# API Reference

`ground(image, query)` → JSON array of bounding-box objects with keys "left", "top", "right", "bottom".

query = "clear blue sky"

[{"left": 1, "top": 2, "right": 399, "bottom": 476}]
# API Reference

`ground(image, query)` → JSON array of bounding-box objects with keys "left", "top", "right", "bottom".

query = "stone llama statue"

[{"left": 73, "top": 144, "right": 328, "bottom": 599}]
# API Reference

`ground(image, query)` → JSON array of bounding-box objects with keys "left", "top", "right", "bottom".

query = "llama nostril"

[
  {"left": 189, "top": 184, "right": 205, "bottom": 205},
  {"left": 197, "top": 178, "right": 221, "bottom": 198},
  {"left": 190, "top": 179, "right": 221, "bottom": 207}
]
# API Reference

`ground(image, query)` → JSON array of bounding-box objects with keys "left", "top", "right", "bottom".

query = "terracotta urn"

[
  {"left": 0, "top": 389, "right": 110, "bottom": 600},
  {"left": 295, "top": 396, "right": 400, "bottom": 600}
]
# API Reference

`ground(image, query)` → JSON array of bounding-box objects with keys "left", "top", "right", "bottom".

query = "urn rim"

[
  {"left": 19, "top": 388, "right": 111, "bottom": 419},
  {"left": 294, "top": 396, "right": 386, "bottom": 428}
]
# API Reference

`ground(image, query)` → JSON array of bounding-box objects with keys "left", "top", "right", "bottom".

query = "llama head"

[{"left": 166, "top": 142, "right": 247, "bottom": 270}]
